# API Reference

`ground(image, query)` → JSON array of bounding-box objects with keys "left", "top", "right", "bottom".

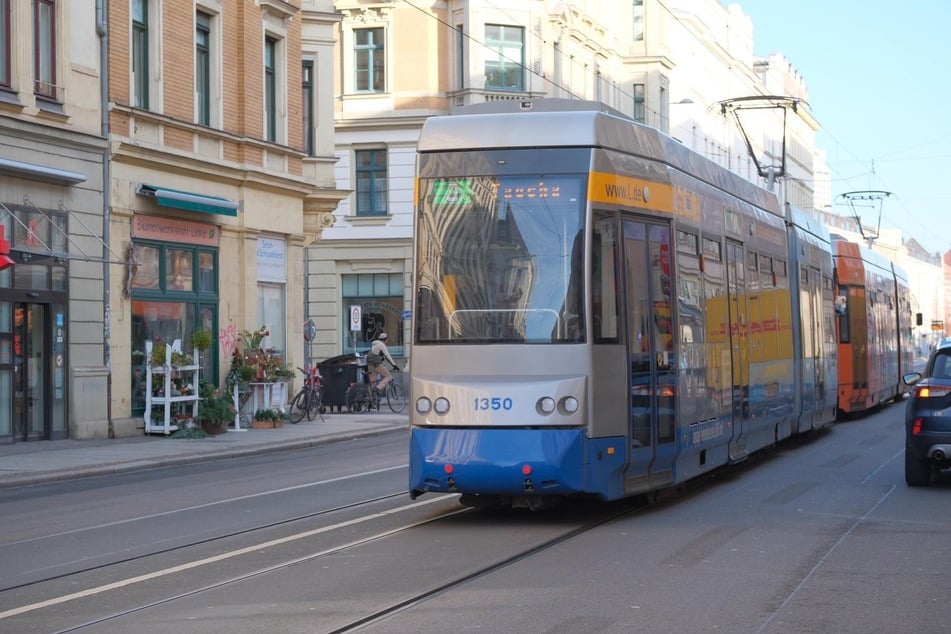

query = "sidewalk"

[{"left": 0, "top": 410, "right": 409, "bottom": 489}]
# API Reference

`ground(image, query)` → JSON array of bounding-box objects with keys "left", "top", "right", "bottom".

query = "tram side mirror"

[
  {"left": 916, "top": 313, "right": 923, "bottom": 326},
  {"left": 834, "top": 295, "right": 847, "bottom": 316}
]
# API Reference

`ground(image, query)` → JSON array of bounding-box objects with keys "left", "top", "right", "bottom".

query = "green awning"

[{"left": 137, "top": 184, "right": 239, "bottom": 217}]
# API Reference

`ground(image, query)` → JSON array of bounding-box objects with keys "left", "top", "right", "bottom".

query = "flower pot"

[
  {"left": 251, "top": 419, "right": 284, "bottom": 429},
  {"left": 201, "top": 420, "right": 228, "bottom": 435}
]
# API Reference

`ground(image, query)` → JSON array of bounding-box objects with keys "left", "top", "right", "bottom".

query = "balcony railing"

[{"left": 34, "top": 79, "right": 64, "bottom": 103}]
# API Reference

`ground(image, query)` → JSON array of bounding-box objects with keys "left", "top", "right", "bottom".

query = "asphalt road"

[{"left": 1, "top": 401, "right": 947, "bottom": 633}]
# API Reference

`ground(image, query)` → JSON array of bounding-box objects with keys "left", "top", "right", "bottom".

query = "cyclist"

[{"left": 366, "top": 332, "right": 399, "bottom": 394}]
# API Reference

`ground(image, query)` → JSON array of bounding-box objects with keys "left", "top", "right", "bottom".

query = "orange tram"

[{"left": 833, "top": 239, "right": 917, "bottom": 415}]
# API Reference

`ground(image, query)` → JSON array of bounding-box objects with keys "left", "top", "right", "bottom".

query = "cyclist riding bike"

[{"left": 366, "top": 332, "right": 399, "bottom": 394}]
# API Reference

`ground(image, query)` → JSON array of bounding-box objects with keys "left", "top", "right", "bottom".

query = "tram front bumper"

[{"left": 409, "top": 427, "right": 587, "bottom": 498}]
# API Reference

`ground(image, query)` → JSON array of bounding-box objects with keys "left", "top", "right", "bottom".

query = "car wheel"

[{"left": 905, "top": 449, "right": 932, "bottom": 487}]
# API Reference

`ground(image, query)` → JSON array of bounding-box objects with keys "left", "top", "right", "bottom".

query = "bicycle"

[
  {"left": 288, "top": 366, "right": 323, "bottom": 423},
  {"left": 345, "top": 366, "right": 406, "bottom": 414}
]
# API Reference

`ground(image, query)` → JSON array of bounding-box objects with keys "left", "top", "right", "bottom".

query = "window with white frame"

[
  {"left": 257, "top": 237, "right": 287, "bottom": 358},
  {"left": 302, "top": 59, "right": 314, "bottom": 155},
  {"left": 354, "top": 28, "right": 384, "bottom": 92},
  {"left": 132, "top": 0, "right": 149, "bottom": 109},
  {"left": 659, "top": 85, "right": 668, "bottom": 133},
  {"left": 633, "top": 0, "right": 644, "bottom": 42},
  {"left": 195, "top": 11, "right": 211, "bottom": 125},
  {"left": 355, "top": 149, "right": 387, "bottom": 216},
  {"left": 484, "top": 24, "right": 523, "bottom": 91},
  {"left": 265, "top": 36, "right": 277, "bottom": 142},
  {"left": 455, "top": 23, "right": 465, "bottom": 91},
  {"left": 0, "top": 0, "right": 10, "bottom": 89},
  {"left": 257, "top": 283, "right": 286, "bottom": 357},
  {"left": 33, "top": 0, "right": 57, "bottom": 100},
  {"left": 633, "top": 83, "right": 646, "bottom": 123}
]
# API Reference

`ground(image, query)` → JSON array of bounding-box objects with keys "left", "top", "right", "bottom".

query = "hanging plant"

[{"left": 190, "top": 327, "right": 213, "bottom": 352}]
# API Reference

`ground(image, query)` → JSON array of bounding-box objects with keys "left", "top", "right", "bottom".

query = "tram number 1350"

[{"left": 474, "top": 397, "right": 514, "bottom": 411}]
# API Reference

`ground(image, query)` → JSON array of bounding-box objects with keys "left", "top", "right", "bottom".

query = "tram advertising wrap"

[{"left": 408, "top": 100, "right": 917, "bottom": 509}]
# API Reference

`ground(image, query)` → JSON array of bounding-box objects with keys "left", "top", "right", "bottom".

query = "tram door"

[
  {"left": 623, "top": 219, "right": 676, "bottom": 489},
  {"left": 725, "top": 241, "right": 751, "bottom": 460},
  {"left": 12, "top": 303, "right": 47, "bottom": 441},
  {"left": 802, "top": 266, "right": 826, "bottom": 429}
]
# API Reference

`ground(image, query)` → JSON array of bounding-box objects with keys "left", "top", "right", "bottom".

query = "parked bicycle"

[
  {"left": 288, "top": 366, "right": 323, "bottom": 423},
  {"left": 345, "top": 366, "right": 406, "bottom": 414}
]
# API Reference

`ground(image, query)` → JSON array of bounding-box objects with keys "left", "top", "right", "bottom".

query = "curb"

[{"left": 0, "top": 425, "right": 405, "bottom": 490}]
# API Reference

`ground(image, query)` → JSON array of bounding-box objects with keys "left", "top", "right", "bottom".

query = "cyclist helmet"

[{"left": 379, "top": 332, "right": 388, "bottom": 340}]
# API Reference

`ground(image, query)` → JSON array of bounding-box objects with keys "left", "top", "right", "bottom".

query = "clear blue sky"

[{"left": 734, "top": 1, "right": 951, "bottom": 255}]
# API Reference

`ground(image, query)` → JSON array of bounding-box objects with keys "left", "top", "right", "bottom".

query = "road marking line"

[
  {"left": 6, "top": 465, "right": 408, "bottom": 545},
  {"left": 0, "top": 495, "right": 449, "bottom": 620}
]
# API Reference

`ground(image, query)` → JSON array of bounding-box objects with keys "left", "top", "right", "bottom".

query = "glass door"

[
  {"left": 725, "top": 241, "right": 750, "bottom": 460},
  {"left": 13, "top": 303, "right": 48, "bottom": 441},
  {"left": 623, "top": 219, "right": 676, "bottom": 488}
]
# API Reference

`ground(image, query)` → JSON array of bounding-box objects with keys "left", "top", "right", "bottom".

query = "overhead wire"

[{"left": 398, "top": 0, "right": 941, "bottom": 250}]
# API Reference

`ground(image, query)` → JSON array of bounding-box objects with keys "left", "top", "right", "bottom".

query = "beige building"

[
  {"left": 0, "top": 1, "right": 108, "bottom": 442},
  {"left": 105, "top": 0, "right": 346, "bottom": 437}
]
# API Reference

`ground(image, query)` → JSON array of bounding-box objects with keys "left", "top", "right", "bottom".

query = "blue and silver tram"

[{"left": 408, "top": 99, "right": 837, "bottom": 507}]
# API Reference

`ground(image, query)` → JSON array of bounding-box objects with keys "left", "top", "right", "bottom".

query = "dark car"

[{"left": 902, "top": 341, "right": 951, "bottom": 486}]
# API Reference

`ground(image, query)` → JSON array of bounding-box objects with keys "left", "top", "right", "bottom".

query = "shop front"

[
  {"left": 0, "top": 206, "right": 71, "bottom": 442},
  {"left": 126, "top": 214, "right": 220, "bottom": 418}
]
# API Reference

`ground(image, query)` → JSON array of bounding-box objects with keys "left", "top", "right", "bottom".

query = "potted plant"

[
  {"left": 190, "top": 327, "right": 213, "bottom": 352},
  {"left": 197, "top": 387, "right": 235, "bottom": 435},
  {"left": 274, "top": 365, "right": 295, "bottom": 383},
  {"left": 239, "top": 364, "right": 256, "bottom": 384},
  {"left": 251, "top": 408, "right": 284, "bottom": 429},
  {"left": 150, "top": 340, "right": 168, "bottom": 367},
  {"left": 170, "top": 350, "right": 194, "bottom": 368}
]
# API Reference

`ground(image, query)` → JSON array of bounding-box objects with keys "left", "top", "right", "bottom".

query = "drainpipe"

[{"left": 96, "top": 0, "right": 113, "bottom": 437}]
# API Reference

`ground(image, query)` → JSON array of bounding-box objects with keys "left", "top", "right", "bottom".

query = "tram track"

[
  {"left": 327, "top": 497, "right": 648, "bottom": 633},
  {"left": 0, "top": 491, "right": 408, "bottom": 595},
  {"left": 39, "top": 497, "right": 470, "bottom": 633},
  {"left": 0, "top": 494, "right": 462, "bottom": 626},
  {"left": 2, "top": 493, "right": 649, "bottom": 632}
]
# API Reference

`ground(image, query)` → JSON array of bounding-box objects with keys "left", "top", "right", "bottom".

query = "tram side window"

[
  {"left": 759, "top": 256, "right": 773, "bottom": 287},
  {"left": 676, "top": 231, "right": 703, "bottom": 423},
  {"left": 702, "top": 237, "right": 729, "bottom": 418},
  {"left": 592, "top": 213, "right": 619, "bottom": 343},
  {"left": 837, "top": 288, "right": 851, "bottom": 344}
]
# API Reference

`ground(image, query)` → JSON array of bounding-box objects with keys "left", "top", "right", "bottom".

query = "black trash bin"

[{"left": 318, "top": 353, "right": 365, "bottom": 411}]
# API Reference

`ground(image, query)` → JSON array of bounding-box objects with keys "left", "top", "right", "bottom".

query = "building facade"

[
  {"left": 0, "top": 0, "right": 344, "bottom": 444},
  {"left": 0, "top": 1, "right": 109, "bottom": 442},
  {"left": 106, "top": 0, "right": 346, "bottom": 437}
]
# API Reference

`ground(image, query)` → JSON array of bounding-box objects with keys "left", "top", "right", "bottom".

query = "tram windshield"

[{"left": 414, "top": 173, "right": 586, "bottom": 344}]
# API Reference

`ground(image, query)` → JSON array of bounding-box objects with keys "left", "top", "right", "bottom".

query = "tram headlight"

[
  {"left": 536, "top": 396, "right": 556, "bottom": 415},
  {"left": 433, "top": 397, "right": 451, "bottom": 415},
  {"left": 415, "top": 397, "right": 432, "bottom": 414},
  {"left": 560, "top": 396, "right": 579, "bottom": 414}
]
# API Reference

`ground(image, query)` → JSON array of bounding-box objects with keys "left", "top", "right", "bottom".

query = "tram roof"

[
  {"left": 418, "top": 99, "right": 657, "bottom": 153},
  {"left": 418, "top": 99, "right": 781, "bottom": 216},
  {"left": 831, "top": 235, "right": 908, "bottom": 280}
]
